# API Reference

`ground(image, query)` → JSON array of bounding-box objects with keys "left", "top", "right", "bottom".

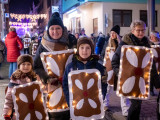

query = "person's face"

[
  {"left": 75, "top": 34, "right": 79, "bottom": 39},
  {"left": 132, "top": 25, "right": 146, "bottom": 39},
  {"left": 79, "top": 44, "right": 91, "bottom": 59},
  {"left": 150, "top": 35, "right": 158, "bottom": 42},
  {"left": 110, "top": 31, "right": 117, "bottom": 39},
  {"left": 19, "top": 62, "right": 32, "bottom": 73},
  {"left": 49, "top": 25, "right": 63, "bottom": 39}
]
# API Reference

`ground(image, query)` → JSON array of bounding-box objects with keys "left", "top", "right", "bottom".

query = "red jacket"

[{"left": 5, "top": 31, "right": 23, "bottom": 62}]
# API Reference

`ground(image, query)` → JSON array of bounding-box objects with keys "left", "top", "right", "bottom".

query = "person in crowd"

[
  {"left": 95, "top": 32, "right": 106, "bottom": 55},
  {"left": 0, "top": 38, "right": 6, "bottom": 80},
  {"left": 112, "top": 20, "right": 160, "bottom": 120},
  {"left": 100, "top": 25, "right": 121, "bottom": 59},
  {"left": 68, "top": 31, "right": 77, "bottom": 48},
  {"left": 29, "top": 37, "right": 40, "bottom": 56},
  {"left": 150, "top": 30, "right": 160, "bottom": 45},
  {"left": 5, "top": 27, "right": 23, "bottom": 78},
  {"left": 79, "top": 28, "right": 87, "bottom": 37},
  {"left": 101, "top": 25, "right": 129, "bottom": 116},
  {"left": 75, "top": 33, "right": 79, "bottom": 40},
  {"left": 23, "top": 33, "right": 31, "bottom": 54},
  {"left": 34, "top": 12, "right": 73, "bottom": 120},
  {"left": 62, "top": 37, "right": 108, "bottom": 107},
  {"left": 3, "top": 54, "right": 37, "bottom": 120},
  {"left": 149, "top": 30, "right": 160, "bottom": 96}
]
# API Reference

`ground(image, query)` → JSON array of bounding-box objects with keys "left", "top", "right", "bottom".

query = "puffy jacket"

[
  {"left": 62, "top": 55, "right": 107, "bottom": 105},
  {"left": 111, "top": 33, "right": 160, "bottom": 90},
  {"left": 5, "top": 31, "right": 23, "bottom": 62}
]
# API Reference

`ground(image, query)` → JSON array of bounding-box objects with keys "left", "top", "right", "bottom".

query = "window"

[
  {"left": 76, "top": 17, "right": 81, "bottom": 33},
  {"left": 113, "top": 10, "right": 132, "bottom": 27},
  {"left": 140, "top": 10, "right": 157, "bottom": 27},
  {"left": 93, "top": 18, "right": 98, "bottom": 35}
]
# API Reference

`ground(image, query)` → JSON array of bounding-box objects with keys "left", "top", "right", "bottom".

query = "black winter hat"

[
  {"left": 110, "top": 25, "right": 120, "bottom": 35},
  {"left": 17, "top": 54, "right": 33, "bottom": 68},
  {"left": 47, "top": 12, "right": 64, "bottom": 31}
]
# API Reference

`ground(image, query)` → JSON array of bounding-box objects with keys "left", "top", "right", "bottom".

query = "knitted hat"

[
  {"left": 17, "top": 54, "right": 33, "bottom": 68},
  {"left": 77, "top": 37, "right": 94, "bottom": 54},
  {"left": 47, "top": 12, "right": 64, "bottom": 31},
  {"left": 110, "top": 25, "right": 120, "bottom": 35}
]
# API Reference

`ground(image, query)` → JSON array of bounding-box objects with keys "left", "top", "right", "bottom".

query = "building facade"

[{"left": 62, "top": 0, "right": 160, "bottom": 37}]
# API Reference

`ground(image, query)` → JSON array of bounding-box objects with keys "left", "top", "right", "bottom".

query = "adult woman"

[
  {"left": 5, "top": 27, "right": 23, "bottom": 78},
  {"left": 34, "top": 12, "right": 72, "bottom": 120}
]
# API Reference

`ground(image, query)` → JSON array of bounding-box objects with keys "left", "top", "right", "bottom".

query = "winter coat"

[
  {"left": 111, "top": 33, "right": 160, "bottom": 90},
  {"left": 3, "top": 77, "right": 34, "bottom": 120},
  {"left": 5, "top": 31, "right": 23, "bottom": 62},
  {"left": 34, "top": 29, "right": 70, "bottom": 84},
  {"left": 95, "top": 34, "right": 106, "bottom": 55},
  {"left": 62, "top": 55, "right": 108, "bottom": 105},
  {"left": 0, "top": 40, "right": 6, "bottom": 63}
]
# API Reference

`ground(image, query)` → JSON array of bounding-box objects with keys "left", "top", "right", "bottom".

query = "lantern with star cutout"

[
  {"left": 103, "top": 47, "right": 116, "bottom": 86},
  {"left": 12, "top": 81, "right": 48, "bottom": 120},
  {"left": 68, "top": 69, "right": 104, "bottom": 119},
  {"left": 117, "top": 45, "right": 153, "bottom": 100}
]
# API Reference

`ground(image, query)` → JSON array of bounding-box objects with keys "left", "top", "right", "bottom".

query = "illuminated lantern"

[
  {"left": 47, "top": 86, "right": 69, "bottom": 112},
  {"left": 117, "top": 45, "right": 153, "bottom": 99},
  {"left": 12, "top": 81, "right": 48, "bottom": 120},
  {"left": 68, "top": 69, "right": 104, "bottom": 119},
  {"left": 103, "top": 47, "right": 115, "bottom": 86},
  {"left": 23, "top": 38, "right": 31, "bottom": 48},
  {"left": 40, "top": 49, "right": 74, "bottom": 79},
  {"left": 151, "top": 45, "right": 160, "bottom": 73},
  {"left": 32, "top": 43, "right": 39, "bottom": 55}
]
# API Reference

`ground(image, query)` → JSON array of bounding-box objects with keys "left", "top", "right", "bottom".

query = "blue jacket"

[{"left": 62, "top": 55, "right": 107, "bottom": 105}]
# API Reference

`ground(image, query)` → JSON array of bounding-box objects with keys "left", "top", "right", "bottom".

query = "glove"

[{"left": 4, "top": 116, "right": 11, "bottom": 120}]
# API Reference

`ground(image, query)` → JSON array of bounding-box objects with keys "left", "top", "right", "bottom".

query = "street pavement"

[{"left": 0, "top": 61, "right": 158, "bottom": 120}]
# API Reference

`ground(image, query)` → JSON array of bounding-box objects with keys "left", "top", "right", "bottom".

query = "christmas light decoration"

[{"left": 10, "top": 13, "right": 47, "bottom": 22}]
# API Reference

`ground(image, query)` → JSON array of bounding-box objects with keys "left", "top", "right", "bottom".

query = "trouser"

[
  {"left": 121, "top": 96, "right": 130, "bottom": 116},
  {"left": 24, "top": 48, "right": 29, "bottom": 54},
  {"left": 9, "top": 62, "right": 17, "bottom": 78},
  {"left": 104, "top": 85, "right": 130, "bottom": 116},
  {"left": 127, "top": 99, "right": 142, "bottom": 120},
  {"left": 48, "top": 110, "right": 70, "bottom": 120}
]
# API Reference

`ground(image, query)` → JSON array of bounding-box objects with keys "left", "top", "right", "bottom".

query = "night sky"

[{"left": 9, "top": 0, "right": 40, "bottom": 14}]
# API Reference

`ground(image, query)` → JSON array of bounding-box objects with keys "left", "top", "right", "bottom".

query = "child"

[
  {"left": 3, "top": 54, "right": 37, "bottom": 120},
  {"left": 62, "top": 37, "right": 108, "bottom": 106}
]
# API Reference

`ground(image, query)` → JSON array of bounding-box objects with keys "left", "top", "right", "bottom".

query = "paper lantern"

[
  {"left": 103, "top": 47, "right": 115, "bottom": 86},
  {"left": 23, "top": 38, "right": 31, "bottom": 48},
  {"left": 151, "top": 45, "right": 160, "bottom": 73},
  {"left": 40, "top": 49, "right": 74, "bottom": 79},
  {"left": 68, "top": 69, "right": 104, "bottom": 119},
  {"left": 47, "top": 86, "right": 69, "bottom": 112},
  {"left": 117, "top": 45, "right": 153, "bottom": 100},
  {"left": 12, "top": 81, "right": 48, "bottom": 120},
  {"left": 32, "top": 43, "right": 39, "bottom": 55}
]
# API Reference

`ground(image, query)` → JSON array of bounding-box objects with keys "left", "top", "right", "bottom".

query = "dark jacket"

[
  {"left": 62, "top": 55, "right": 107, "bottom": 105},
  {"left": 34, "top": 29, "right": 72, "bottom": 84},
  {"left": 111, "top": 33, "right": 160, "bottom": 90}
]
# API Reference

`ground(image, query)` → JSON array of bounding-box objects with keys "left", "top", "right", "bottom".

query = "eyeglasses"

[{"left": 134, "top": 29, "right": 146, "bottom": 33}]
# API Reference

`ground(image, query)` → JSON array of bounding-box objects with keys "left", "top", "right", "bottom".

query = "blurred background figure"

[
  {"left": 5, "top": 27, "right": 23, "bottom": 78},
  {"left": 79, "top": 28, "right": 87, "bottom": 37},
  {"left": 150, "top": 30, "right": 160, "bottom": 45},
  {"left": 29, "top": 36, "right": 40, "bottom": 56},
  {"left": 23, "top": 33, "right": 31, "bottom": 54},
  {"left": 0, "top": 38, "right": 6, "bottom": 80},
  {"left": 75, "top": 33, "right": 79, "bottom": 40}
]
